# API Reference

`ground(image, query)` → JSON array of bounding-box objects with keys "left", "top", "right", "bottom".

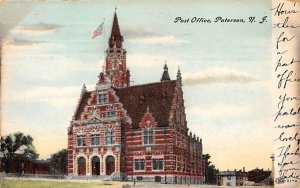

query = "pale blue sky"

[{"left": 1, "top": 0, "right": 272, "bottom": 171}]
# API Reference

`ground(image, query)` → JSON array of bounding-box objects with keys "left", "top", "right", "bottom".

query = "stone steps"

[
  {"left": 67, "top": 175, "right": 111, "bottom": 181},
  {"left": 67, "top": 172, "right": 125, "bottom": 181}
]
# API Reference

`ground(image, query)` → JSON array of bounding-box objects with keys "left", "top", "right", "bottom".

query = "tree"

[
  {"left": 0, "top": 132, "right": 39, "bottom": 173},
  {"left": 203, "top": 154, "right": 219, "bottom": 184},
  {"left": 48, "top": 149, "right": 67, "bottom": 175}
]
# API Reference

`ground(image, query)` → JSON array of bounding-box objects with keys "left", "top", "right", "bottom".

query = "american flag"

[{"left": 92, "top": 22, "right": 104, "bottom": 39}]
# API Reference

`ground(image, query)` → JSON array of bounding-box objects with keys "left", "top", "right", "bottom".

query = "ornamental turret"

[
  {"left": 177, "top": 67, "right": 182, "bottom": 85},
  {"left": 161, "top": 63, "right": 171, "bottom": 82}
]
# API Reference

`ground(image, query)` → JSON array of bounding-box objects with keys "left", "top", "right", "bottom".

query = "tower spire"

[
  {"left": 161, "top": 62, "right": 171, "bottom": 82},
  {"left": 109, "top": 10, "right": 123, "bottom": 48}
]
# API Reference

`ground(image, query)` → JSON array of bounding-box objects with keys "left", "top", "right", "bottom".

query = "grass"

[
  {"left": 0, "top": 179, "right": 274, "bottom": 188},
  {"left": 0, "top": 179, "right": 129, "bottom": 188}
]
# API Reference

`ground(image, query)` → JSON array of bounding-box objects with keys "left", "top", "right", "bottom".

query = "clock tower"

[{"left": 104, "top": 11, "right": 130, "bottom": 88}]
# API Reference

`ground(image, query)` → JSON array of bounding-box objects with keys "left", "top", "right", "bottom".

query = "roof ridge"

[{"left": 114, "top": 80, "right": 177, "bottom": 90}]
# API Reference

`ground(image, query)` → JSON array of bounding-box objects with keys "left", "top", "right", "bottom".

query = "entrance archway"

[
  {"left": 91, "top": 156, "right": 100, "bottom": 175},
  {"left": 105, "top": 156, "right": 115, "bottom": 175},
  {"left": 77, "top": 157, "right": 86, "bottom": 176}
]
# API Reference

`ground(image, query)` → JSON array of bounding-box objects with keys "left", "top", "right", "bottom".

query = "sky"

[{"left": 0, "top": 0, "right": 272, "bottom": 171}]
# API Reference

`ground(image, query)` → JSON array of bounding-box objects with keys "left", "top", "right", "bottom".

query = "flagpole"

[
  {"left": 103, "top": 18, "right": 105, "bottom": 72},
  {"left": 103, "top": 18, "right": 105, "bottom": 53}
]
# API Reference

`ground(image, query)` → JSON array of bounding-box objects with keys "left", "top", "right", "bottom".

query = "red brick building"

[
  {"left": 0, "top": 155, "right": 50, "bottom": 175},
  {"left": 247, "top": 168, "right": 272, "bottom": 184},
  {"left": 67, "top": 11, "right": 205, "bottom": 184}
]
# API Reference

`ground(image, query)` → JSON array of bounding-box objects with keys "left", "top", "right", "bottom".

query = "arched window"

[
  {"left": 105, "top": 128, "right": 115, "bottom": 145},
  {"left": 91, "top": 156, "right": 100, "bottom": 175},
  {"left": 143, "top": 128, "right": 153, "bottom": 145},
  {"left": 77, "top": 157, "right": 86, "bottom": 176},
  {"left": 106, "top": 155, "right": 115, "bottom": 175}
]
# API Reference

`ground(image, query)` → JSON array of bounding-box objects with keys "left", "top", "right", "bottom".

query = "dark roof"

[
  {"left": 35, "top": 160, "right": 50, "bottom": 164},
  {"left": 115, "top": 81, "right": 177, "bottom": 128},
  {"left": 111, "top": 12, "right": 122, "bottom": 38},
  {"left": 218, "top": 171, "right": 245, "bottom": 176},
  {"left": 109, "top": 12, "right": 123, "bottom": 47},
  {"left": 74, "top": 81, "right": 177, "bottom": 127}
]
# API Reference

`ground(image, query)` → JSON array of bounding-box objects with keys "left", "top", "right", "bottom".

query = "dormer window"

[
  {"left": 98, "top": 92, "right": 108, "bottom": 104},
  {"left": 143, "top": 128, "right": 153, "bottom": 145}
]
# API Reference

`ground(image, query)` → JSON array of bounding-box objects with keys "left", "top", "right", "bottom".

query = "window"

[
  {"left": 110, "top": 59, "right": 115, "bottom": 70},
  {"left": 176, "top": 109, "right": 180, "bottom": 123},
  {"left": 227, "top": 176, "right": 231, "bottom": 180},
  {"left": 179, "top": 157, "right": 183, "bottom": 171},
  {"left": 152, "top": 159, "right": 163, "bottom": 170},
  {"left": 90, "top": 134, "right": 100, "bottom": 146},
  {"left": 174, "top": 156, "right": 177, "bottom": 171},
  {"left": 143, "top": 128, "right": 153, "bottom": 145},
  {"left": 107, "top": 109, "right": 115, "bottom": 117},
  {"left": 134, "top": 159, "right": 145, "bottom": 171},
  {"left": 136, "top": 176, "right": 143, "bottom": 181},
  {"left": 116, "top": 57, "right": 121, "bottom": 68},
  {"left": 154, "top": 176, "right": 162, "bottom": 182},
  {"left": 77, "top": 135, "right": 86, "bottom": 146},
  {"left": 98, "top": 93, "right": 108, "bottom": 104},
  {"left": 174, "top": 135, "right": 177, "bottom": 146},
  {"left": 105, "top": 128, "right": 115, "bottom": 145}
]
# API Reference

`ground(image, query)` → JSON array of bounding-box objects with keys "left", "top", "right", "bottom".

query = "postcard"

[{"left": 0, "top": 0, "right": 299, "bottom": 188}]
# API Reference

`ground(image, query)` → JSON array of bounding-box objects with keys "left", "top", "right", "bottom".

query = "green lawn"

[
  {"left": 0, "top": 179, "right": 129, "bottom": 188},
  {"left": 0, "top": 179, "right": 273, "bottom": 188}
]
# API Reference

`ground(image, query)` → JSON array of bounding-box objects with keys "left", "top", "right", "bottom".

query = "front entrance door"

[
  {"left": 78, "top": 157, "right": 86, "bottom": 176},
  {"left": 91, "top": 156, "right": 100, "bottom": 175},
  {"left": 105, "top": 156, "right": 115, "bottom": 175}
]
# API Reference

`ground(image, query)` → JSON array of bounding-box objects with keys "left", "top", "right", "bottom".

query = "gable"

[
  {"left": 74, "top": 92, "right": 91, "bottom": 120},
  {"left": 73, "top": 88, "right": 131, "bottom": 124},
  {"left": 139, "top": 107, "right": 158, "bottom": 128}
]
